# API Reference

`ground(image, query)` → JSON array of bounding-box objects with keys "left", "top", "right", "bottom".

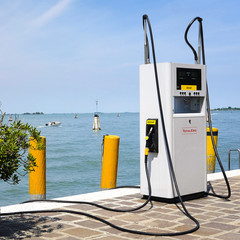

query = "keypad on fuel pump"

[{"left": 179, "top": 92, "right": 200, "bottom": 96}]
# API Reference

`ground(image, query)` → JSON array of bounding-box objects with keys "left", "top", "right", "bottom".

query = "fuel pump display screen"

[{"left": 177, "top": 68, "right": 201, "bottom": 91}]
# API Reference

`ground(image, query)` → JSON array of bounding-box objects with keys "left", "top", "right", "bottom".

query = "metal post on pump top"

[
  {"left": 143, "top": 19, "right": 150, "bottom": 64},
  {"left": 197, "top": 23, "right": 202, "bottom": 64}
]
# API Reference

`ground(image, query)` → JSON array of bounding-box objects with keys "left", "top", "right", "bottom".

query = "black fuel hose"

[
  {"left": 184, "top": 17, "right": 231, "bottom": 199},
  {"left": 22, "top": 160, "right": 152, "bottom": 213},
  {"left": 1, "top": 158, "right": 196, "bottom": 236},
  {"left": 141, "top": 13, "right": 200, "bottom": 234}
]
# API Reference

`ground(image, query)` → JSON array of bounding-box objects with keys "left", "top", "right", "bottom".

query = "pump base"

[{"left": 143, "top": 191, "right": 207, "bottom": 204}]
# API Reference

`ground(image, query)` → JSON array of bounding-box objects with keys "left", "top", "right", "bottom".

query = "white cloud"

[{"left": 31, "top": 0, "right": 73, "bottom": 28}]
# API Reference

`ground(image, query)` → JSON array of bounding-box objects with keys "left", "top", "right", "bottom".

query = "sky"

[{"left": 0, "top": 0, "right": 239, "bottom": 113}]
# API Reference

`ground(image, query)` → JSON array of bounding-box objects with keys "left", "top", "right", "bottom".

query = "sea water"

[{"left": 0, "top": 111, "right": 239, "bottom": 206}]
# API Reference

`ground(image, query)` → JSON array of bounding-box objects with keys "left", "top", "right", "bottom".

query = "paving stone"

[
  {"left": 150, "top": 236, "right": 176, "bottom": 240},
  {"left": 191, "top": 226, "right": 221, "bottom": 236},
  {"left": 195, "top": 214, "right": 215, "bottom": 221},
  {"left": 100, "top": 226, "right": 123, "bottom": 235},
  {"left": 202, "top": 221, "right": 239, "bottom": 231},
  {"left": 204, "top": 211, "right": 224, "bottom": 218},
  {"left": 39, "top": 221, "right": 74, "bottom": 231},
  {"left": 94, "top": 209, "right": 125, "bottom": 217},
  {"left": 107, "top": 219, "right": 129, "bottom": 227},
  {"left": 63, "top": 226, "right": 103, "bottom": 238},
  {"left": 91, "top": 236, "right": 129, "bottom": 240},
  {"left": 217, "top": 232, "right": 240, "bottom": 240},
  {"left": 58, "top": 213, "right": 84, "bottom": 222},
  {"left": 145, "top": 212, "right": 178, "bottom": 221},
  {"left": 117, "top": 200, "right": 136, "bottom": 206},
  {"left": 185, "top": 203, "right": 206, "bottom": 208},
  {"left": 210, "top": 217, "right": 234, "bottom": 224},
  {"left": 169, "top": 234, "right": 201, "bottom": 240},
  {"left": 57, "top": 237, "right": 80, "bottom": 240},
  {"left": 64, "top": 203, "right": 95, "bottom": 211},
  {"left": 28, "top": 237, "right": 46, "bottom": 240},
  {"left": 222, "top": 214, "right": 240, "bottom": 220},
  {"left": 150, "top": 219, "right": 178, "bottom": 228},
  {"left": 121, "top": 229, "right": 159, "bottom": 239},
  {"left": 75, "top": 219, "right": 106, "bottom": 228},
  {"left": 33, "top": 212, "right": 64, "bottom": 218},
  {"left": 115, "top": 212, "right": 148, "bottom": 222},
  {"left": 222, "top": 209, "right": 239, "bottom": 214},
  {"left": 214, "top": 202, "right": 239, "bottom": 209},
  {"left": 40, "top": 231, "right": 63, "bottom": 238},
  {"left": 183, "top": 207, "right": 204, "bottom": 214}
]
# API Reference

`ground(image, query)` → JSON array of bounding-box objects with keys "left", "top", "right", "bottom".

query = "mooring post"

[
  {"left": 29, "top": 136, "right": 46, "bottom": 200},
  {"left": 101, "top": 135, "right": 120, "bottom": 189},
  {"left": 207, "top": 127, "right": 218, "bottom": 173},
  {"left": 93, "top": 114, "right": 101, "bottom": 130}
]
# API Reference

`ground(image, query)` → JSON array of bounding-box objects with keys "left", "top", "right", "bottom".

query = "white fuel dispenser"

[{"left": 140, "top": 62, "right": 207, "bottom": 202}]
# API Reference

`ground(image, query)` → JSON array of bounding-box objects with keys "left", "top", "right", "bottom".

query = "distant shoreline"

[
  {"left": 5, "top": 109, "right": 240, "bottom": 115},
  {"left": 23, "top": 112, "right": 44, "bottom": 115},
  {"left": 212, "top": 107, "right": 240, "bottom": 111}
]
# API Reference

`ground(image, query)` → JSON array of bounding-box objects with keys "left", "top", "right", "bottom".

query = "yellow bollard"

[
  {"left": 29, "top": 136, "right": 46, "bottom": 200},
  {"left": 101, "top": 135, "right": 120, "bottom": 189},
  {"left": 207, "top": 127, "right": 218, "bottom": 173}
]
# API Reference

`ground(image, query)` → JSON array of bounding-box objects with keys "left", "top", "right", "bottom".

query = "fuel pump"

[
  {"left": 140, "top": 62, "right": 207, "bottom": 201},
  {"left": 140, "top": 15, "right": 231, "bottom": 202}
]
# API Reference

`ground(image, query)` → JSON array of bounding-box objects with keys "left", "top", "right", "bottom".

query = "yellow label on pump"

[
  {"left": 147, "top": 120, "right": 156, "bottom": 125},
  {"left": 181, "top": 85, "right": 197, "bottom": 90}
]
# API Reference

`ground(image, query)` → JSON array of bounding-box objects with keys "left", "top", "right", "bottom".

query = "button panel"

[{"left": 179, "top": 91, "right": 200, "bottom": 96}]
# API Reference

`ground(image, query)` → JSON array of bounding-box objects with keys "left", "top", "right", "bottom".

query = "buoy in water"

[{"left": 93, "top": 114, "right": 101, "bottom": 130}]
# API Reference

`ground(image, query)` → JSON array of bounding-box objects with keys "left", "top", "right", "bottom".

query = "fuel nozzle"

[
  {"left": 145, "top": 119, "right": 158, "bottom": 158},
  {"left": 144, "top": 119, "right": 159, "bottom": 162},
  {"left": 145, "top": 126, "right": 153, "bottom": 148},
  {"left": 145, "top": 127, "right": 153, "bottom": 159}
]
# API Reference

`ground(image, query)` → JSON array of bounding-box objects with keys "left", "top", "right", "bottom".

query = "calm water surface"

[{"left": 0, "top": 111, "right": 239, "bottom": 206}]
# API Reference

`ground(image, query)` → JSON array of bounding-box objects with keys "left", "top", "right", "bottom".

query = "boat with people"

[{"left": 45, "top": 121, "right": 61, "bottom": 127}]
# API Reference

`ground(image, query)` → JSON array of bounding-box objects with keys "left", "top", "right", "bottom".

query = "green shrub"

[{"left": 0, "top": 111, "right": 43, "bottom": 184}]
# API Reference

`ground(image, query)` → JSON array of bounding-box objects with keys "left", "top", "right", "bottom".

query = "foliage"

[{"left": 0, "top": 111, "right": 43, "bottom": 184}]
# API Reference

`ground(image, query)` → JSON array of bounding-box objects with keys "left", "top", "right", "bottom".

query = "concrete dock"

[{"left": 1, "top": 170, "right": 240, "bottom": 239}]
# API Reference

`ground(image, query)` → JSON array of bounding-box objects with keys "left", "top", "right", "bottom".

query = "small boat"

[{"left": 45, "top": 121, "right": 61, "bottom": 127}]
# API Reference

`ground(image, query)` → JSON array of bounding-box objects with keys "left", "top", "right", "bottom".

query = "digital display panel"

[{"left": 177, "top": 68, "right": 201, "bottom": 90}]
